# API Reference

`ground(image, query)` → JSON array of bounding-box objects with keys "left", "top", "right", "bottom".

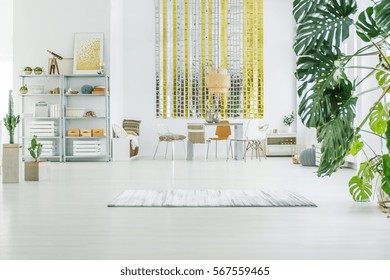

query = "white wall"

[
  {"left": 13, "top": 0, "right": 111, "bottom": 122},
  {"left": 0, "top": 0, "right": 13, "bottom": 144},
  {"left": 121, "top": 0, "right": 299, "bottom": 156}
]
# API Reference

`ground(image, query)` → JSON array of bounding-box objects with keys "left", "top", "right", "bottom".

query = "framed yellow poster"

[{"left": 73, "top": 33, "right": 104, "bottom": 75}]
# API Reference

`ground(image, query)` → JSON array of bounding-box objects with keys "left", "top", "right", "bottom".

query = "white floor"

[{"left": 0, "top": 157, "right": 389, "bottom": 260}]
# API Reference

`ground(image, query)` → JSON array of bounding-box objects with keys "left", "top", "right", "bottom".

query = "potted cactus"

[
  {"left": 19, "top": 85, "right": 28, "bottom": 94},
  {"left": 23, "top": 66, "right": 32, "bottom": 75},
  {"left": 34, "top": 67, "right": 43, "bottom": 75},
  {"left": 25, "top": 135, "right": 49, "bottom": 181},
  {"left": 2, "top": 90, "right": 21, "bottom": 183}
]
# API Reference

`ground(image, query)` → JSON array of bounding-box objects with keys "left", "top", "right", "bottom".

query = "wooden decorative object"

[
  {"left": 80, "top": 129, "right": 92, "bottom": 137},
  {"left": 68, "top": 129, "right": 80, "bottom": 137},
  {"left": 92, "top": 129, "right": 105, "bottom": 137}
]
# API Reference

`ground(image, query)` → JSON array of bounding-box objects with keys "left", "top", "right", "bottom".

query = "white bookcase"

[
  {"left": 266, "top": 133, "right": 297, "bottom": 156},
  {"left": 19, "top": 74, "right": 110, "bottom": 162}
]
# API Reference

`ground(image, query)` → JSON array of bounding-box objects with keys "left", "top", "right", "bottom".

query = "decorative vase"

[
  {"left": 205, "top": 111, "right": 214, "bottom": 123},
  {"left": 2, "top": 144, "right": 21, "bottom": 183},
  {"left": 213, "top": 112, "right": 221, "bottom": 123},
  {"left": 23, "top": 70, "right": 32, "bottom": 75},
  {"left": 287, "top": 126, "right": 293, "bottom": 133},
  {"left": 34, "top": 70, "right": 43, "bottom": 75}
]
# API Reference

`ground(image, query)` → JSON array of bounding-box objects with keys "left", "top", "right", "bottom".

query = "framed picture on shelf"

[{"left": 72, "top": 33, "right": 104, "bottom": 75}]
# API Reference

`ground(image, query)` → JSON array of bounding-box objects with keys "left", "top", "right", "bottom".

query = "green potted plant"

[
  {"left": 283, "top": 112, "right": 295, "bottom": 133},
  {"left": 33, "top": 67, "right": 43, "bottom": 75},
  {"left": 19, "top": 85, "right": 28, "bottom": 94},
  {"left": 25, "top": 135, "right": 49, "bottom": 181},
  {"left": 2, "top": 90, "right": 21, "bottom": 183},
  {"left": 23, "top": 66, "right": 32, "bottom": 75},
  {"left": 293, "top": 0, "right": 390, "bottom": 209}
]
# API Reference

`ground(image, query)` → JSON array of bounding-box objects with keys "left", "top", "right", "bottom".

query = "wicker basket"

[{"left": 66, "top": 107, "right": 85, "bottom": 118}]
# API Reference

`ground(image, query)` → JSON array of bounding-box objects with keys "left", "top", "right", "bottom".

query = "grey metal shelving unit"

[
  {"left": 19, "top": 74, "right": 110, "bottom": 162},
  {"left": 62, "top": 75, "right": 110, "bottom": 162},
  {"left": 19, "top": 75, "right": 63, "bottom": 162}
]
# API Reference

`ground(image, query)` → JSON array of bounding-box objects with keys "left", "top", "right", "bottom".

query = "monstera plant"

[{"left": 294, "top": 0, "right": 390, "bottom": 202}]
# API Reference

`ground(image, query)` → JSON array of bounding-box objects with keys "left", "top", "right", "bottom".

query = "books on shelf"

[
  {"left": 92, "top": 85, "right": 105, "bottom": 94},
  {"left": 50, "top": 104, "right": 60, "bottom": 118}
]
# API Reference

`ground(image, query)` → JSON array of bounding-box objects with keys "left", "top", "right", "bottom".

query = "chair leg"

[
  {"left": 215, "top": 141, "right": 218, "bottom": 159},
  {"left": 225, "top": 140, "right": 229, "bottom": 160},
  {"left": 243, "top": 141, "right": 247, "bottom": 162},
  {"left": 182, "top": 140, "right": 186, "bottom": 160},
  {"left": 153, "top": 141, "right": 160, "bottom": 160},
  {"left": 260, "top": 141, "right": 267, "bottom": 159},
  {"left": 165, "top": 142, "right": 169, "bottom": 159},
  {"left": 257, "top": 142, "right": 261, "bottom": 162},
  {"left": 206, "top": 142, "right": 210, "bottom": 160},
  {"left": 172, "top": 142, "right": 175, "bottom": 160},
  {"left": 227, "top": 141, "right": 232, "bottom": 162}
]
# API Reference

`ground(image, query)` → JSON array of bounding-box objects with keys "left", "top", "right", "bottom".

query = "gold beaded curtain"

[{"left": 155, "top": 0, "right": 263, "bottom": 119}]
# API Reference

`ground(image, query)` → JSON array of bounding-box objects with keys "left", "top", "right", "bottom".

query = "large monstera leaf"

[
  {"left": 356, "top": 7, "right": 385, "bottom": 42},
  {"left": 294, "top": 0, "right": 357, "bottom": 55},
  {"left": 369, "top": 102, "right": 388, "bottom": 135},
  {"left": 374, "top": 0, "right": 390, "bottom": 33},
  {"left": 349, "top": 176, "right": 373, "bottom": 201},
  {"left": 296, "top": 45, "right": 342, "bottom": 97},
  {"left": 376, "top": 56, "right": 390, "bottom": 87},
  {"left": 293, "top": 0, "right": 326, "bottom": 23},
  {"left": 382, "top": 155, "right": 390, "bottom": 196},
  {"left": 299, "top": 78, "right": 353, "bottom": 129},
  {"left": 316, "top": 82, "right": 357, "bottom": 176},
  {"left": 296, "top": 45, "right": 342, "bottom": 84},
  {"left": 317, "top": 113, "right": 356, "bottom": 176}
]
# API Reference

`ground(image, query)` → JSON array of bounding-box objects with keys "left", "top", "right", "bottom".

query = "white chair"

[
  {"left": 153, "top": 124, "right": 186, "bottom": 160},
  {"left": 228, "top": 121, "right": 268, "bottom": 161},
  {"left": 246, "top": 123, "right": 269, "bottom": 160}
]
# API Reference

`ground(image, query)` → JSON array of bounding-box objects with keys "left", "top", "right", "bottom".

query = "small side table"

[{"left": 266, "top": 133, "right": 297, "bottom": 156}]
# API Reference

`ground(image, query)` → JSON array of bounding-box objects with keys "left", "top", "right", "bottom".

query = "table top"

[{"left": 203, "top": 122, "right": 243, "bottom": 126}]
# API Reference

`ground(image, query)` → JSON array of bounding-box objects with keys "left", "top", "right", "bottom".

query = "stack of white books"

[
  {"left": 40, "top": 140, "right": 57, "bottom": 157},
  {"left": 49, "top": 104, "right": 60, "bottom": 118},
  {"left": 29, "top": 121, "right": 58, "bottom": 137},
  {"left": 73, "top": 141, "right": 101, "bottom": 156}
]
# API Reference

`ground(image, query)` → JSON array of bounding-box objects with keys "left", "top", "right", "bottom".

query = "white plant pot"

[{"left": 2, "top": 144, "right": 21, "bottom": 183}]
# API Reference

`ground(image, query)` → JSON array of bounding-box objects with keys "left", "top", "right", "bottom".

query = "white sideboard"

[{"left": 266, "top": 133, "right": 297, "bottom": 156}]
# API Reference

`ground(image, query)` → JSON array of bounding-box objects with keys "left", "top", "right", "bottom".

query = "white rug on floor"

[{"left": 108, "top": 190, "right": 317, "bottom": 207}]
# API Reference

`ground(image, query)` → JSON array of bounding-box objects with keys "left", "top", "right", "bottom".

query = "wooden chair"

[
  {"left": 187, "top": 124, "right": 210, "bottom": 160},
  {"left": 207, "top": 120, "right": 231, "bottom": 159}
]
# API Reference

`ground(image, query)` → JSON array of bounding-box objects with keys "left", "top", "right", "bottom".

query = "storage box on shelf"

[
  {"left": 265, "top": 133, "right": 297, "bottom": 156},
  {"left": 19, "top": 74, "right": 110, "bottom": 162}
]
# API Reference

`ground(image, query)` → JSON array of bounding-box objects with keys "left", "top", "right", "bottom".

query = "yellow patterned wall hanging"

[
  {"left": 73, "top": 33, "right": 104, "bottom": 75},
  {"left": 155, "top": 0, "right": 263, "bottom": 119}
]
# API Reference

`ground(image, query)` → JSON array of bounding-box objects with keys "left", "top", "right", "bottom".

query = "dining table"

[{"left": 186, "top": 122, "right": 244, "bottom": 160}]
